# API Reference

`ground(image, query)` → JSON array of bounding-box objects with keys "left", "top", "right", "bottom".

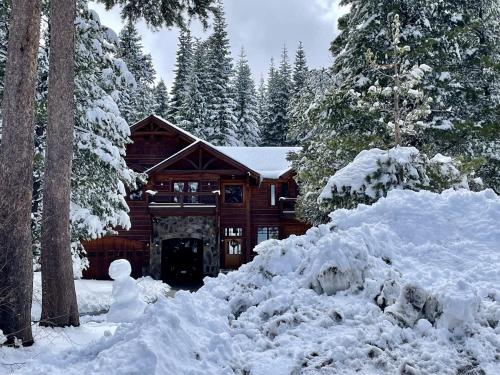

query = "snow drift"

[{"left": 5, "top": 189, "right": 500, "bottom": 375}]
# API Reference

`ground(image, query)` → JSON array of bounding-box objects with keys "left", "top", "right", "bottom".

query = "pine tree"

[
  {"left": 292, "top": 41, "right": 308, "bottom": 95},
  {"left": 292, "top": 0, "right": 500, "bottom": 223},
  {"left": 233, "top": 48, "right": 260, "bottom": 146},
  {"left": 0, "top": 0, "right": 42, "bottom": 346},
  {"left": 168, "top": 28, "right": 193, "bottom": 126},
  {"left": 153, "top": 79, "right": 169, "bottom": 119},
  {"left": 256, "top": 76, "right": 269, "bottom": 140},
  {"left": 182, "top": 37, "right": 209, "bottom": 137},
  {"left": 204, "top": 4, "right": 237, "bottom": 145},
  {"left": 262, "top": 46, "right": 293, "bottom": 146},
  {"left": 117, "top": 20, "right": 157, "bottom": 124}
]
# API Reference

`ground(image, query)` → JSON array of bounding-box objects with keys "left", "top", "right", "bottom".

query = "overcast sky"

[{"left": 89, "top": 1, "right": 347, "bottom": 87}]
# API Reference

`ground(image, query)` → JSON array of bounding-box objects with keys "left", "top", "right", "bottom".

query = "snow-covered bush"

[{"left": 319, "top": 146, "right": 465, "bottom": 210}]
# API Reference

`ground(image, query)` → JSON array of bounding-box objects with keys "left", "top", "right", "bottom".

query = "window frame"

[
  {"left": 223, "top": 183, "right": 244, "bottom": 205},
  {"left": 270, "top": 184, "right": 277, "bottom": 206},
  {"left": 257, "top": 226, "right": 280, "bottom": 245}
]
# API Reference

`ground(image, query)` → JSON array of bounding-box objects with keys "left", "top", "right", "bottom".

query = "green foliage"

[
  {"left": 291, "top": 0, "right": 500, "bottom": 224},
  {"left": 99, "top": 0, "right": 216, "bottom": 28},
  {"left": 153, "top": 79, "right": 169, "bottom": 119}
]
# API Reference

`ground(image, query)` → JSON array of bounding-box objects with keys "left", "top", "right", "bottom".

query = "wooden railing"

[
  {"left": 148, "top": 192, "right": 219, "bottom": 207},
  {"left": 279, "top": 197, "right": 297, "bottom": 219}
]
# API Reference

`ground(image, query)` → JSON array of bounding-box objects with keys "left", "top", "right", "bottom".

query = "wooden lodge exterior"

[{"left": 83, "top": 115, "right": 309, "bottom": 283}]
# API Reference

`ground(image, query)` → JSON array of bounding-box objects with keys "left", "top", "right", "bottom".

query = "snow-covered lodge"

[{"left": 83, "top": 115, "right": 309, "bottom": 282}]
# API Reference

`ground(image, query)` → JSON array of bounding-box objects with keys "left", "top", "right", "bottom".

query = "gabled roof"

[
  {"left": 145, "top": 140, "right": 261, "bottom": 179},
  {"left": 130, "top": 114, "right": 198, "bottom": 144},
  {"left": 131, "top": 115, "right": 299, "bottom": 180}
]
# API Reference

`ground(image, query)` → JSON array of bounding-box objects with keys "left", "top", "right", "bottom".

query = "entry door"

[
  {"left": 161, "top": 238, "right": 204, "bottom": 283},
  {"left": 224, "top": 239, "right": 243, "bottom": 269}
]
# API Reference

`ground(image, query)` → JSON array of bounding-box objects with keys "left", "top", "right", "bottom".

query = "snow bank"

[{"left": 6, "top": 189, "right": 500, "bottom": 374}]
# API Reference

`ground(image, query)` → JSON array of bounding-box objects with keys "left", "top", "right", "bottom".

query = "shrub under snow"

[
  {"left": 5, "top": 189, "right": 500, "bottom": 375},
  {"left": 319, "top": 146, "right": 465, "bottom": 209}
]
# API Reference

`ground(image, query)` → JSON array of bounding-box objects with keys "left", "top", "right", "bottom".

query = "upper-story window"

[
  {"left": 270, "top": 184, "right": 277, "bottom": 206},
  {"left": 224, "top": 227, "right": 243, "bottom": 237},
  {"left": 224, "top": 184, "right": 243, "bottom": 204}
]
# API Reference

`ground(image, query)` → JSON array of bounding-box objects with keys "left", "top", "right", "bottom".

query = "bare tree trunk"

[
  {"left": 0, "top": 0, "right": 42, "bottom": 346},
  {"left": 394, "top": 62, "right": 402, "bottom": 147},
  {"left": 40, "top": 0, "right": 79, "bottom": 328}
]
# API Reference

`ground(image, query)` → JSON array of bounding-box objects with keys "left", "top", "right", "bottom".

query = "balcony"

[
  {"left": 279, "top": 197, "right": 298, "bottom": 219},
  {"left": 148, "top": 192, "right": 219, "bottom": 216}
]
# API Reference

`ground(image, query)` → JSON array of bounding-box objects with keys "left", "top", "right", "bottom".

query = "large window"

[
  {"left": 257, "top": 227, "right": 279, "bottom": 245},
  {"left": 173, "top": 181, "right": 199, "bottom": 203},
  {"left": 224, "top": 184, "right": 243, "bottom": 204}
]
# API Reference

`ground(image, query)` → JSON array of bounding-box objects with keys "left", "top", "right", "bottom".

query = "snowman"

[{"left": 107, "top": 259, "right": 146, "bottom": 322}]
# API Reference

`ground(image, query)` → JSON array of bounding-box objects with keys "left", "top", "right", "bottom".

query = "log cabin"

[{"left": 82, "top": 115, "right": 309, "bottom": 283}]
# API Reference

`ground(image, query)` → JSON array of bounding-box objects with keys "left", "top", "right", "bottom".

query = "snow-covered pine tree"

[
  {"left": 233, "top": 48, "right": 260, "bottom": 146},
  {"left": 168, "top": 28, "right": 193, "bottom": 126},
  {"left": 256, "top": 76, "right": 269, "bottom": 141},
  {"left": 153, "top": 79, "right": 169, "bottom": 119},
  {"left": 292, "top": 41, "right": 308, "bottom": 95},
  {"left": 204, "top": 4, "right": 237, "bottom": 145},
  {"left": 72, "top": 4, "right": 138, "bottom": 243},
  {"left": 292, "top": 0, "right": 500, "bottom": 223},
  {"left": 117, "top": 20, "right": 157, "bottom": 124},
  {"left": 261, "top": 46, "right": 293, "bottom": 146},
  {"left": 181, "top": 37, "right": 209, "bottom": 137}
]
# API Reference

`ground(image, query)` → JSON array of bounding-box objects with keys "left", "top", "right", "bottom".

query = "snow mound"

[{"left": 7, "top": 189, "right": 500, "bottom": 375}]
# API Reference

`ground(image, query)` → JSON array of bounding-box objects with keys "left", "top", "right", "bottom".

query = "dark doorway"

[{"left": 161, "top": 238, "right": 204, "bottom": 284}]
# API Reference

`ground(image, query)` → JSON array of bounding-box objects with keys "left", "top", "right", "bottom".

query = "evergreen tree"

[
  {"left": 292, "top": 0, "right": 500, "bottom": 224},
  {"left": 117, "top": 20, "right": 157, "bottom": 124},
  {"left": 262, "top": 46, "right": 292, "bottom": 146},
  {"left": 256, "top": 76, "right": 269, "bottom": 139},
  {"left": 182, "top": 37, "right": 209, "bottom": 137},
  {"left": 168, "top": 28, "right": 193, "bottom": 125},
  {"left": 204, "top": 4, "right": 237, "bottom": 145},
  {"left": 153, "top": 79, "right": 169, "bottom": 119},
  {"left": 292, "top": 41, "right": 308, "bottom": 95},
  {"left": 233, "top": 48, "right": 260, "bottom": 146}
]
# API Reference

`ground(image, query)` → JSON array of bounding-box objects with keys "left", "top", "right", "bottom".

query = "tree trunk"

[
  {"left": 0, "top": 0, "right": 42, "bottom": 347},
  {"left": 40, "top": 0, "right": 79, "bottom": 328}
]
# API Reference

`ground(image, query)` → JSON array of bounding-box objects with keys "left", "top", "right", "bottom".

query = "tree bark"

[
  {"left": 40, "top": 0, "right": 79, "bottom": 327},
  {"left": 0, "top": 0, "right": 42, "bottom": 346}
]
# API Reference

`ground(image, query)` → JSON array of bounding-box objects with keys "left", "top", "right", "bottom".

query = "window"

[
  {"left": 224, "top": 184, "right": 243, "bottom": 204},
  {"left": 257, "top": 227, "right": 279, "bottom": 245},
  {"left": 224, "top": 228, "right": 243, "bottom": 237},
  {"left": 225, "top": 239, "right": 242, "bottom": 255},
  {"left": 281, "top": 182, "right": 289, "bottom": 198},
  {"left": 173, "top": 181, "right": 199, "bottom": 203},
  {"left": 270, "top": 184, "right": 277, "bottom": 206}
]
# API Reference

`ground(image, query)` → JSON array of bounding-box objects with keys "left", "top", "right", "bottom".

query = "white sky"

[{"left": 89, "top": 0, "right": 348, "bottom": 87}]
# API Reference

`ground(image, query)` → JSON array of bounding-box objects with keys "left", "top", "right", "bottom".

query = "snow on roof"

[{"left": 215, "top": 146, "right": 300, "bottom": 179}]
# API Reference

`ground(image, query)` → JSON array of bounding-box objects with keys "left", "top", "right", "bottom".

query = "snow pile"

[
  {"left": 6, "top": 189, "right": 500, "bottom": 374},
  {"left": 107, "top": 260, "right": 146, "bottom": 322}
]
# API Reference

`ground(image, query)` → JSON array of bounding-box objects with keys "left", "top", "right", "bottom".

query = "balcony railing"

[
  {"left": 148, "top": 192, "right": 219, "bottom": 208},
  {"left": 279, "top": 197, "right": 297, "bottom": 219}
]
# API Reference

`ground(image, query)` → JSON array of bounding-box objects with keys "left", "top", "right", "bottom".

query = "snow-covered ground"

[
  {"left": 1, "top": 189, "right": 499, "bottom": 374},
  {"left": 31, "top": 272, "right": 170, "bottom": 320}
]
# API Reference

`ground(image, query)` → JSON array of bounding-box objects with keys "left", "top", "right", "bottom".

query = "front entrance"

[{"left": 161, "top": 238, "right": 204, "bottom": 283}]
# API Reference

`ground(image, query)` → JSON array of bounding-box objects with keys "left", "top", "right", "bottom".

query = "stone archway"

[{"left": 150, "top": 216, "right": 219, "bottom": 279}]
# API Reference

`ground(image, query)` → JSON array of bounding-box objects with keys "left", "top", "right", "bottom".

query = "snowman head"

[{"left": 109, "top": 259, "right": 132, "bottom": 281}]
